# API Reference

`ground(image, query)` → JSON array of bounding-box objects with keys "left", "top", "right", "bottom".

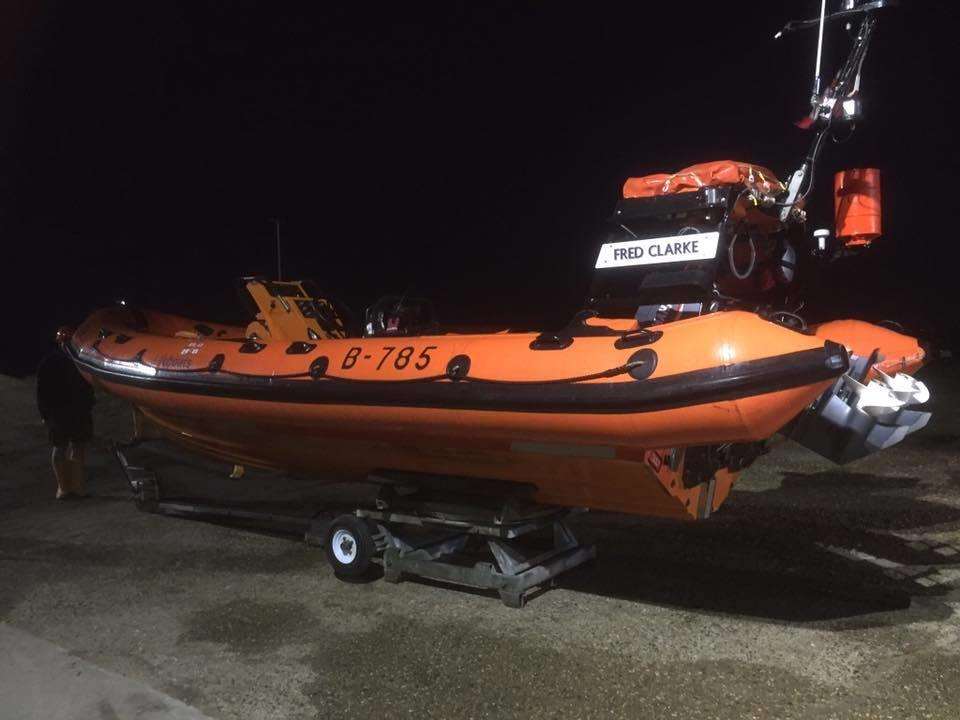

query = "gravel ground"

[{"left": 2, "top": 364, "right": 960, "bottom": 719}]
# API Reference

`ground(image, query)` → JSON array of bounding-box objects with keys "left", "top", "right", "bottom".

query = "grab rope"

[{"left": 85, "top": 342, "right": 650, "bottom": 386}]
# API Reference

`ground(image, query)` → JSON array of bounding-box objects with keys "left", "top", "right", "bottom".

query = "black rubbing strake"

[{"left": 69, "top": 342, "right": 849, "bottom": 415}]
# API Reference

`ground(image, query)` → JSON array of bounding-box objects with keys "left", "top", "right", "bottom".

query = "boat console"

[
  {"left": 363, "top": 295, "right": 440, "bottom": 338},
  {"left": 238, "top": 277, "right": 351, "bottom": 342}
]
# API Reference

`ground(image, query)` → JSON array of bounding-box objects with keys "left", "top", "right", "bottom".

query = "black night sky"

[{"left": 2, "top": 1, "right": 958, "bottom": 375}]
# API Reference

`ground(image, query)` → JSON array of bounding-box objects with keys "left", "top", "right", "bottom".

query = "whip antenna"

[{"left": 271, "top": 218, "right": 282, "bottom": 280}]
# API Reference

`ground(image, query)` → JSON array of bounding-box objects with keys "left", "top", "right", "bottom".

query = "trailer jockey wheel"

[{"left": 325, "top": 515, "right": 376, "bottom": 578}]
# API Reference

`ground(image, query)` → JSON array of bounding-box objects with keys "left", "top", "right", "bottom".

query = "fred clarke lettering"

[{"left": 595, "top": 231, "right": 720, "bottom": 269}]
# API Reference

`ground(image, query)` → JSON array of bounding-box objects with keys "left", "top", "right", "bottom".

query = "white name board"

[{"left": 595, "top": 231, "right": 719, "bottom": 269}]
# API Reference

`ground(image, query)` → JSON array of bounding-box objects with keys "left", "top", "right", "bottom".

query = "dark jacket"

[{"left": 36, "top": 349, "right": 95, "bottom": 422}]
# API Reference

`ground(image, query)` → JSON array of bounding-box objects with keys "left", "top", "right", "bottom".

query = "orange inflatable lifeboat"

[
  {"left": 68, "top": 258, "right": 927, "bottom": 521},
  {"left": 67, "top": 3, "right": 927, "bottom": 527}
]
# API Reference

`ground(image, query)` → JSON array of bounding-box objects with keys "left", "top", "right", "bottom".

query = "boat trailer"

[{"left": 113, "top": 445, "right": 596, "bottom": 608}]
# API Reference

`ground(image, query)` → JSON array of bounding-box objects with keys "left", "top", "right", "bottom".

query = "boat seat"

[{"left": 236, "top": 277, "right": 351, "bottom": 342}]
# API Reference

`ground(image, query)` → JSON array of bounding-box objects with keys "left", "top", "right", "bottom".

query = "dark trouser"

[
  {"left": 47, "top": 411, "right": 93, "bottom": 448},
  {"left": 46, "top": 410, "right": 93, "bottom": 497}
]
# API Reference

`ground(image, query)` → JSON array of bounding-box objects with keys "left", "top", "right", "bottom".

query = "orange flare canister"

[{"left": 834, "top": 168, "right": 882, "bottom": 247}]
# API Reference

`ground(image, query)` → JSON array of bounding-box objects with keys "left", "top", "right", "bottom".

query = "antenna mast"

[
  {"left": 812, "top": 0, "right": 828, "bottom": 101},
  {"left": 272, "top": 218, "right": 282, "bottom": 280}
]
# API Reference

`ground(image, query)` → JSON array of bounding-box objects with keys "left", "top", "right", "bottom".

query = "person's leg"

[
  {"left": 51, "top": 445, "right": 71, "bottom": 499},
  {"left": 66, "top": 441, "right": 88, "bottom": 497}
]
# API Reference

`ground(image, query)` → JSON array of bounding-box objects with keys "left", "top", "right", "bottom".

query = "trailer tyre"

[{"left": 325, "top": 515, "right": 375, "bottom": 578}]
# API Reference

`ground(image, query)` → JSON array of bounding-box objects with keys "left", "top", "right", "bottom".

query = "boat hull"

[{"left": 92, "top": 376, "right": 840, "bottom": 518}]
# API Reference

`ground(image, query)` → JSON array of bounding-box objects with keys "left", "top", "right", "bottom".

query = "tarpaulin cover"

[{"left": 622, "top": 160, "right": 783, "bottom": 199}]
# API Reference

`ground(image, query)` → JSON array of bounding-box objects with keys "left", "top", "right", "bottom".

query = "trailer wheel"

[{"left": 325, "top": 515, "right": 375, "bottom": 578}]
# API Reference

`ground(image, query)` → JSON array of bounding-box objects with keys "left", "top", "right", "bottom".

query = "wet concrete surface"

[
  {"left": 1, "top": 623, "right": 213, "bottom": 720},
  {"left": 2, "top": 364, "right": 960, "bottom": 718}
]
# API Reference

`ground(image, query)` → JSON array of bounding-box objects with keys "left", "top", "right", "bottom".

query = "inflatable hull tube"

[{"left": 67, "top": 307, "right": 923, "bottom": 520}]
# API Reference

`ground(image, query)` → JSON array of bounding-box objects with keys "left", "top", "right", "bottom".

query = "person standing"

[{"left": 36, "top": 328, "right": 95, "bottom": 500}]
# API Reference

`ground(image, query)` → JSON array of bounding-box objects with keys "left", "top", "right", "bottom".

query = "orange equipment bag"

[
  {"left": 622, "top": 160, "right": 784, "bottom": 199},
  {"left": 834, "top": 168, "right": 881, "bottom": 247}
]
